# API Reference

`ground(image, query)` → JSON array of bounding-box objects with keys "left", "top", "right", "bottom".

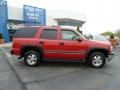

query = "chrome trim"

[
  {"left": 59, "top": 51, "right": 85, "bottom": 54},
  {"left": 44, "top": 50, "right": 58, "bottom": 54},
  {"left": 44, "top": 50, "right": 86, "bottom": 54}
]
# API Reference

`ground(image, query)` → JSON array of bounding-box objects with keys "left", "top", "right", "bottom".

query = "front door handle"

[
  {"left": 39, "top": 41, "right": 44, "bottom": 44},
  {"left": 60, "top": 42, "right": 64, "bottom": 45}
]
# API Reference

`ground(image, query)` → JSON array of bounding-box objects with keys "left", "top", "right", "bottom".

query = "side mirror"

[
  {"left": 72, "top": 36, "right": 82, "bottom": 41},
  {"left": 78, "top": 37, "right": 82, "bottom": 41}
]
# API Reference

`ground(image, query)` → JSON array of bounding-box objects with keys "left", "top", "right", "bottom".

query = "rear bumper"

[{"left": 107, "top": 52, "right": 114, "bottom": 61}]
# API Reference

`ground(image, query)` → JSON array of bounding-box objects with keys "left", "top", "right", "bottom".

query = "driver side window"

[{"left": 61, "top": 30, "right": 79, "bottom": 40}]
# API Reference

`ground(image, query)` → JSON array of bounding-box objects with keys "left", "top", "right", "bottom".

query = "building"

[{"left": 0, "top": 0, "right": 85, "bottom": 43}]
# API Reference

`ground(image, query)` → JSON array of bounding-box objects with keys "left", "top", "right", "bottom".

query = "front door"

[{"left": 60, "top": 30, "right": 86, "bottom": 60}]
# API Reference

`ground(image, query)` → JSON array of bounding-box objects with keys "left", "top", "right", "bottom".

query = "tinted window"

[
  {"left": 14, "top": 27, "right": 38, "bottom": 38},
  {"left": 62, "top": 30, "right": 79, "bottom": 40},
  {"left": 41, "top": 29, "right": 57, "bottom": 40}
]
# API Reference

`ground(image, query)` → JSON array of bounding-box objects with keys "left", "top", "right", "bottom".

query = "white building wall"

[
  {"left": 47, "top": 10, "right": 86, "bottom": 21},
  {"left": 8, "top": 6, "right": 23, "bottom": 20},
  {"left": 46, "top": 12, "right": 57, "bottom": 26},
  {"left": 46, "top": 10, "right": 86, "bottom": 26}
]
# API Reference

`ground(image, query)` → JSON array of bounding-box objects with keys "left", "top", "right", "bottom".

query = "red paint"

[{"left": 11, "top": 26, "right": 113, "bottom": 61}]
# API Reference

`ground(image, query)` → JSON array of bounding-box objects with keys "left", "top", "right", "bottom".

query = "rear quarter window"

[{"left": 14, "top": 27, "right": 38, "bottom": 38}]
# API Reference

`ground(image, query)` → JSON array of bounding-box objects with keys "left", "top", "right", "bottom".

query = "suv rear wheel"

[
  {"left": 88, "top": 52, "right": 106, "bottom": 68},
  {"left": 24, "top": 51, "right": 41, "bottom": 66}
]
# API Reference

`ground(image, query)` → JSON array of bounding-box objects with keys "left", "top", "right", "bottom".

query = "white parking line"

[{"left": 0, "top": 47, "right": 12, "bottom": 58}]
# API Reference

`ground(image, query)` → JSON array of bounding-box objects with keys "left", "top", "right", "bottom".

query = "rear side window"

[
  {"left": 14, "top": 27, "right": 38, "bottom": 38},
  {"left": 41, "top": 29, "right": 57, "bottom": 40}
]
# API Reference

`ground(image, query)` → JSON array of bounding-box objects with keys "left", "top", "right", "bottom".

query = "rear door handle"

[
  {"left": 39, "top": 41, "right": 44, "bottom": 44},
  {"left": 60, "top": 42, "right": 64, "bottom": 45}
]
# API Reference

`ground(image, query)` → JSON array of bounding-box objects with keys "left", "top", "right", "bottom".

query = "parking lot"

[{"left": 0, "top": 44, "right": 120, "bottom": 90}]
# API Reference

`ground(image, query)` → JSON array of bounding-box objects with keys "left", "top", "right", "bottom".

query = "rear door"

[{"left": 39, "top": 28, "right": 60, "bottom": 59}]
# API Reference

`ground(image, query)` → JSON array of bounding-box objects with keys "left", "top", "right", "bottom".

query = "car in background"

[
  {"left": 90, "top": 35, "right": 111, "bottom": 44},
  {"left": 104, "top": 36, "right": 110, "bottom": 40}
]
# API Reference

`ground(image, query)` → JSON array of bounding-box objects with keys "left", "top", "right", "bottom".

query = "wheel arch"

[
  {"left": 86, "top": 47, "right": 109, "bottom": 60},
  {"left": 20, "top": 45, "right": 44, "bottom": 59}
]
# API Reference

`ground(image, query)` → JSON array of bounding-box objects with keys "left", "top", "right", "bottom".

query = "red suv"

[{"left": 11, "top": 26, "right": 114, "bottom": 68}]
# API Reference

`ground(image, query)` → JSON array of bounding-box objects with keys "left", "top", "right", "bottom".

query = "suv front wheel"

[
  {"left": 24, "top": 51, "right": 41, "bottom": 66},
  {"left": 88, "top": 52, "right": 106, "bottom": 68}
]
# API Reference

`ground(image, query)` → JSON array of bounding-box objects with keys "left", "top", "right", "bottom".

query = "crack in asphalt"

[
  {"left": 99, "top": 70, "right": 112, "bottom": 77},
  {"left": 25, "top": 69, "right": 80, "bottom": 85},
  {"left": 0, "top": 48, "right": 28, "bottom": 90},
  {"left": 25, "top": 68, "right": 112, "bottom": 86}
]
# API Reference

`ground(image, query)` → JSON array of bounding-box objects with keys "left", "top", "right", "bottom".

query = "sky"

[{"left": 6, "top": 0, "right": 120, "bottom": 34}]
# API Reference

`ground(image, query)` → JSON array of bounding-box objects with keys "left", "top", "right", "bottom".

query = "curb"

[{"left": 0, "top": 43, "right": 12, "bottom": 47}]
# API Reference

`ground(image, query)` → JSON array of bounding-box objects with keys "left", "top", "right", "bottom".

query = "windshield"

[{"left": 92, "top": 35, "right": 108, "bottom": 41}]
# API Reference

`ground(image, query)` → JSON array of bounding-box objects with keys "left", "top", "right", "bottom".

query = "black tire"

[
  {"left": 88, "top": 52, "right": 106, "bottom": 68},
  {"left": 24, "top": 51, "right": 41, "bottom": 66}
]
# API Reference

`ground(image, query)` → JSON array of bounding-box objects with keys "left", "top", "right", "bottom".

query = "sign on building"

[{"left": 23, "top": 5, "right": 46, "bottom": 26}]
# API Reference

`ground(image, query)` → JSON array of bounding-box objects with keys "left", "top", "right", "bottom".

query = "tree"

[
  {"left": 101, "top": 31, "right": 113, "bottom": 36},
  {"left": 110, "top": 34, "right": 114, "bottom": 39}
]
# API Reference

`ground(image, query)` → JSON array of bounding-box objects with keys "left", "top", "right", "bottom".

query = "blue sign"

[
  {"left": 0, "top": 0, "right": 10, "bottom": 42},
  {"left": 24, "top": 5, "right": 46, "bottom": 26}
]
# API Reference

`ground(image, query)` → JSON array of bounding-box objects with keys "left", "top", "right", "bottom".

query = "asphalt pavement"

[{"left": 0, "top": 44, "right": 120, "bottom": 90}]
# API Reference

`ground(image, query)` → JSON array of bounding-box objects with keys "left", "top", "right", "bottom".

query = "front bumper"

[{"left": 107, "top": 52, "right": 114, "bottom": 61}]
